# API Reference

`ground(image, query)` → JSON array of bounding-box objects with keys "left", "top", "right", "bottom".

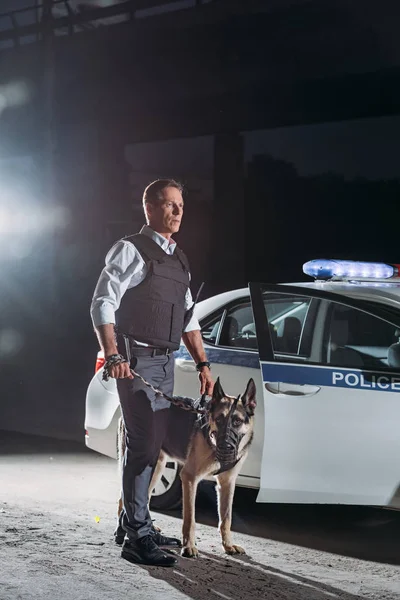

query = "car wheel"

[{"left": 149, "top": 459, "right": 182, "bottom": 511}]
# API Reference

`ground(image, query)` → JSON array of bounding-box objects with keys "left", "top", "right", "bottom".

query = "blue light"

[{"left": 303, "top": 259, "right": 395, "bottom": 280}]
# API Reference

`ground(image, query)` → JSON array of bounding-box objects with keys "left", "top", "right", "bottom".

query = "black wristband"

[{"left": 196, "top": 361, "right": 211, "bottom": 371}]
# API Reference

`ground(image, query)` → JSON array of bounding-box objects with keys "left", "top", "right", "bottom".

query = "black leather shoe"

[
  {"left": 121, "top": 536, "right": 178, "bottom": 567},
  {"left": 150, "top": 527, "right": 182, "bottom": 548}
]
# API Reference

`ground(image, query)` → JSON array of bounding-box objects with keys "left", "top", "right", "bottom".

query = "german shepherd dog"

[{"left": 117, "top": 377, "right": 256, "bottom": 557}]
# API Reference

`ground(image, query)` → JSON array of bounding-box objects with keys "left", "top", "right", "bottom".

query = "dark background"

[{"left": 0, "top": 0, "right": 399, "bottom": 441}]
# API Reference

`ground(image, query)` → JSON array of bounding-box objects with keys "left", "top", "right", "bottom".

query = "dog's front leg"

[
  {"left": 216, "top": 468, "right": 245, "bottom": 555},
  {"left": 180, "top": 468, "right": 200, "bottom": 558}
]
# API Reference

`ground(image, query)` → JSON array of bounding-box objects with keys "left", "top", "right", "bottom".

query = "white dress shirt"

[{"left": 90, "top": 225, "right": 200, "bottom": 335}]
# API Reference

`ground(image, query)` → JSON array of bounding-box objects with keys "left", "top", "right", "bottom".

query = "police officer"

[{"left": 90, "top": 179, "right": 214, "bottom": 567}]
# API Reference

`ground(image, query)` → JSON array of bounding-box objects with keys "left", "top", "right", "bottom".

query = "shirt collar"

[{"left": 140, "top": 225, "right": 177, "bottom": 253}]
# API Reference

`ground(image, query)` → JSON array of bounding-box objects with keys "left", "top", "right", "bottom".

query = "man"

[{"left": 90, "top": 179, "right": 214, "bottom": 567}]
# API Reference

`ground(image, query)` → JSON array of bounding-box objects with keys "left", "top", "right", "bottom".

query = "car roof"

[{"left": 197, "top": 281, "right": 400, "bottom": 319}]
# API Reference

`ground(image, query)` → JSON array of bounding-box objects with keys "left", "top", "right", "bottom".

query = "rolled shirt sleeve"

[{"left": 90, "top": 240, "right": 144, "bottom": 328}]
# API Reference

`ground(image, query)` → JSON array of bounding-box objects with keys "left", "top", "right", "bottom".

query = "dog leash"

[
  {"left": 102, "top": 356, "right": 209, "bottom": 415},
  {"left": 131, "top": 369, "right": 209, "bottom": 415}
]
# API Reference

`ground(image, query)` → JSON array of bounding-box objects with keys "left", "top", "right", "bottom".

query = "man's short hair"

[{"left": 142, "top": 179, "right": 183, "bottom": 210}]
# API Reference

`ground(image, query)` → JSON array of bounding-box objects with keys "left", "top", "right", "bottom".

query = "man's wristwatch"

[{"left": 196, "top": 361, "right": 211, "bottom": 371}]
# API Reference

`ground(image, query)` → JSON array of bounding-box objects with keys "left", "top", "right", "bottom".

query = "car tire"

[{"left": 149, "top": 460, "right": 182, "bottom": 511}]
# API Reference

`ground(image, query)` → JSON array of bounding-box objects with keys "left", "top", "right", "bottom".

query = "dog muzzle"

[
  {"left": 215, "top": 397, "right": 244, "bottom": 467},
  {"left": 215, "top": 430, "right": 243, "bottom": 465}
]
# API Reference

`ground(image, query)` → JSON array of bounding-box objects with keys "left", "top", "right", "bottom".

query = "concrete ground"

[{"left": 0, "top": 431, "right": 399, "bottom": 600}]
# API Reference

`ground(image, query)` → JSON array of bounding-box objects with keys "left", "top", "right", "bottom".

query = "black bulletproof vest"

[{"left": 115, "top": 233, "right": 191, "bottom": 350}]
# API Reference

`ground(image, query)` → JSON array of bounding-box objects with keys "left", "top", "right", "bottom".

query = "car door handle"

[
  {"left": 265, "top": 382, "right": 321, "bottom": 397},
  {"left": 175, "top": 358, "right": 197, "bottom": 372}
]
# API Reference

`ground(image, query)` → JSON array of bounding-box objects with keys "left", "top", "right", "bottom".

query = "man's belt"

[{"left": 130, "top": 346, "right": 171, "bottom": 357}]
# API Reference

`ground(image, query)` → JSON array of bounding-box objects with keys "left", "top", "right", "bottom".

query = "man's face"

[{"left": 147, "top": 186, "right": 184, "bottom": 236}]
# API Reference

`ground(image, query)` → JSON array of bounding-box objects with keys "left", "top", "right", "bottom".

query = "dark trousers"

[{"left": 116, "top": 351, "right": 173, "bottom": 540}]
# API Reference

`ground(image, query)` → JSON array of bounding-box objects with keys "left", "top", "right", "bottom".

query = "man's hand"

[
  {"left": 198, "top": 367, "right": 214, "bottom": 396},
  {"left": 108, "top": 360, "right": 134, "bottom": 379},
  {"left": 94, "top": 324, "right": 133, "bottom": 380},
  {"left": 182, "top": 329, "right": 214, "bottom": 396}
]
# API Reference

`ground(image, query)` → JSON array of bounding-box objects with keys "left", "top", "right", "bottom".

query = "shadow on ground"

[{"left": 140, "top": 550, "right": 366, "bottom": 600}]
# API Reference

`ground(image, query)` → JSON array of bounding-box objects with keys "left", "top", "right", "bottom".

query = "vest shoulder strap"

[
  {"left": 124, "top": 233, "right": 190, "bottom": 272},
  {"left": 123, "top": 233, "right": 167, "bottom": 262}
]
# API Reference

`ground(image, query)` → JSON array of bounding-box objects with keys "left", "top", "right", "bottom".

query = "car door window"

[
  {"left": 201, "top": 312, "right": 224, "bottom": 345},
  {"left": 324, "top": 302, "right": 399, "bottom": 370},
  {"left": 263, "top": 294, "right": 314, "bottom": 359},
  {"left": 218, "top": 302, "right": 258, "bottom": 350}
]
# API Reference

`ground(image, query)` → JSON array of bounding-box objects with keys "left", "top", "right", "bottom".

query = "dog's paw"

[
  {"left": 224, "top": 544, "right": 246, "bottom": 555},
  {"left": 181, "top": 545, "right": 199, "bottom": 558}
]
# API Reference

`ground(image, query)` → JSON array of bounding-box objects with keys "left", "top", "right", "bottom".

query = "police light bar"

[{"left": 303, "top": 259, "right": 399, "bottom": 280}]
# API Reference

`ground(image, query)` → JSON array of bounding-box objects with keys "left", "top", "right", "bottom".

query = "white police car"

[{"left": 85, "top": 259, "right": 400, "bottom": 510}]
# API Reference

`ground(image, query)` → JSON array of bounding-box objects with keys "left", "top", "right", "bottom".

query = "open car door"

[{"left": 249, "top": 282, "right": 400, "bottom": 506}]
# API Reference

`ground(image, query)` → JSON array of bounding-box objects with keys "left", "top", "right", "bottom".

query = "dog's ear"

[
  {"left": 211, "top": 377, "right": 226, "bottom": 404},
  {"left": 242, "top": 378, "right": 257, "bottom": 416}
]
